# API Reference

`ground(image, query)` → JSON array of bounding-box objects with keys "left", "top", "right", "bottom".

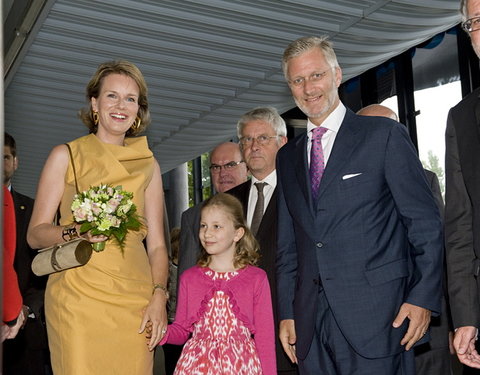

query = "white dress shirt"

[
  {"left": 306, "top": 101, "right": 346, "bottom": 167},
  {"left": 246, "top": 170, "right": 277, "bottom": 227}
]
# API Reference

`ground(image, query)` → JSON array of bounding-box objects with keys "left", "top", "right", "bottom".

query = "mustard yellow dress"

[{"left": 45, "top": 134, "right": 155, "bottom": 374}]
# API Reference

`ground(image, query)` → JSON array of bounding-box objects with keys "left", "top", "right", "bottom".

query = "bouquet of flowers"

[{"left": 71, "top": 184, "right": 142, "bottom": 252}]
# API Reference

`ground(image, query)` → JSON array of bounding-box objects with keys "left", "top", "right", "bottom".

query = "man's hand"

[
  {"left": 2, "top": 309, "right": 26, "bottom": 342},
  {"left": 21, "top": 305, "right": 30, "bottom": 328},
  {"left": 392, "top": 302, "right": 431, "bottom": 350},
  {"left": 453, "top": 326, "right": 480, "bottom": 368},
  {"left": 279, "top": 319, "right": 297, "bottom": 364},
  {"left": 1, "top": 325, "right": 11, "bottom": 342}
]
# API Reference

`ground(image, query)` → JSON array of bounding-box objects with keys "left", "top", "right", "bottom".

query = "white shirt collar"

[
  {"left": 251, "top": 169, "right": 277, "bottom": 187},
  {"left": 306, "top": 101, "right": 346, "bottom": 134}
]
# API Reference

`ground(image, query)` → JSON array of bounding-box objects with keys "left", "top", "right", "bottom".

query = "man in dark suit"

[
  {"left": 226, "top": 106, "right": 297, "bottom": 374},
  {"left": 3, "top": 132, "right": 51, "bottom": 374},
  {"left": 445, "top": 1, "right": 480, "bottom": 370},
  {"left": 178, "top": 142, "right": 248, "bottom": 276},
  {"left": 358, "top": 104, "right": 454, "bottom": 375},
  {"left": 276, "top": 36, "right": 443, "bottom": 374}
]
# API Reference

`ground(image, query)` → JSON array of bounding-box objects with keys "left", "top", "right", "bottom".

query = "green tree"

[
  {"left": 201, "top": 152, "right": 212, "bottom": 200},
  {"left": 421, "top": 150, "right": 445, "bottom": 197}
]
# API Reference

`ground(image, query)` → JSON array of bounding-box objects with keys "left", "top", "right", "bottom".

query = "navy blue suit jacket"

[{"left": 276, "top": 109, "right": 443, "bottom": 360}]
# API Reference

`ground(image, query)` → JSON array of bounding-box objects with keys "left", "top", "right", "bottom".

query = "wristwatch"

[{"left": 152, "top": 283, "right": 169, "bottom": 299}]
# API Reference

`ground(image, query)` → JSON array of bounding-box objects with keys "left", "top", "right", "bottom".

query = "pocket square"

[{"left": 342, "top": 173, "right": 362, "bottom": 180}]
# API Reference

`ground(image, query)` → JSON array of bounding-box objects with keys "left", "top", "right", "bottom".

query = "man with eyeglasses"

[
  {"left": 225, "top": 107, "right": 296, "bottom": 374},
  {"left": 276, "top": 36, "right": 443, "bottom": 374},
  {"left": 445, "top": 0, "right": 480, "bottom": 370},
  {"left": 177, "top": 142, "right": 248, "bottom": 277}
]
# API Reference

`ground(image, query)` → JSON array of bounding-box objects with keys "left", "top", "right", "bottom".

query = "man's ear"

[
  {"left": 334, "top": 66, "right": 343, "bottom": 88},
  {"left": 278, "top": 136, "right": 288, "bottom": 147}
]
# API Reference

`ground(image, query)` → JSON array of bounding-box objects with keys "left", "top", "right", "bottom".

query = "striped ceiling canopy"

[{"left": 4, "top": 0, "right": 461, "bottom": 196}]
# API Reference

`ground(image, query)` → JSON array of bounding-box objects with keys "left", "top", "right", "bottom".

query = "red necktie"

[{"left": 309, "top": 126, "right": 328, "bottom": 200}]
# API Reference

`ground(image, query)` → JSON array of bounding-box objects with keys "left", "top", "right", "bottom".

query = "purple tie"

[{"left": 309, "top": 126, "right": 328, "bottom": 200}]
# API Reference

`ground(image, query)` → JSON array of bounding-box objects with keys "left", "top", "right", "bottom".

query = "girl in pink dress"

[{"left": 158, "top": 193, "right": 276, "bottom": 374}]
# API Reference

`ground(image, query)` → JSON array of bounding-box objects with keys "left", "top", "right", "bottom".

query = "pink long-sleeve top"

[{"left": 161, "top": 264, "right": 277, "bottom": 375}]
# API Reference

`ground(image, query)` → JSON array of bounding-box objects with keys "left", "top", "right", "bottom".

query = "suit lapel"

[
  {"left": 258, "top": 188, "right": 277, "bottom": 233},
  {"left": 316, "top": 110, "right": 362, "bottom": 202},
  {"left": 232, "top": 181, "right": 277, "bottom": 235},
  {"left": 11, "top": 189, "right": 25, "bottom": 232},
  {"left": 474, "top": 92, "right": 480, "bottom": 143},
  {"left": 294, "top": 133, "right": 315, "bottom": 215},
  {"left": 240, "top": 182, "right": 250, "bottom": 219},
  {"left": 227, "top": 180, "right": 251, "bottom": 219}
]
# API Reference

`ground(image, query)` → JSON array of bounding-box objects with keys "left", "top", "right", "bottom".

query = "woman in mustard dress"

[{"left": 27, "top": 61, "right": 169, "bottom": 374}]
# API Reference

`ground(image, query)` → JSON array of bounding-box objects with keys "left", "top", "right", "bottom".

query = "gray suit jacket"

[
  {"left": 445, "top": 87, "right": 480, "bottom": 329},
  {"left": 178, "top": 203, "right": 202, "bottom": 277}
]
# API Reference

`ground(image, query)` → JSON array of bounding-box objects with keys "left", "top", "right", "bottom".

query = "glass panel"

[
  {"left": 412, "top": 31, "right": 462, "bottom": 197},
  {"left": 414, "top": 81, "right": 461, "bottom": 196}
]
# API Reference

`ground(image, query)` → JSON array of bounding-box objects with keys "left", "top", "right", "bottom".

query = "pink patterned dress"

[{"left": 174, "top": 268, "right": 263, "bottom": 374}]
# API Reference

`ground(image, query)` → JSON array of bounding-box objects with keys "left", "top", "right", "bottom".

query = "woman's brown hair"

[{"left": 78, "top": 60, "right": 150, "bottom": 136}]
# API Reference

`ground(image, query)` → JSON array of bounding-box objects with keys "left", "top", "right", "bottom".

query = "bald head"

[
  {"left": 210, "top": 142, "right": 248, "bottom": 193},
  {"left": 357, "top": 104, "right": 399, "bottom": 122}
]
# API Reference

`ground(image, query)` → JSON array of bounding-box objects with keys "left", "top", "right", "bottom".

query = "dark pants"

[
  {"left": 463, "top": 365, "right": 480, "bottom": 374},
  {"left": 3, "top": 317, "right": 52, "bottom": 375},
  {"left": 462, "top": 341, "right": 480, "bottom": 374},
  {"left": 299, "top": 290, "right": 415, "bottom": 375},
  {"left": 415, "top": 345, "right": 453, "bottom": 375},
  {"left": 163, "top": 344, "right": 183, "bottom": 375}
]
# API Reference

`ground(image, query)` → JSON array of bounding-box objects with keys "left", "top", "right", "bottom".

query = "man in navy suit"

[{"left": 276, "top": 36, "right": 443, "bottom": 374}]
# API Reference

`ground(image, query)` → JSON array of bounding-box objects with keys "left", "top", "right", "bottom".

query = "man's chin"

[
  {"left": 295, "top": 103, "right": 323, "bottom": 118},
  {"left": 217, "top": 184, "right": 234, "bottom": 193},
  {"left": 301, "top": 107, "right": 327, "bottom": 119}
]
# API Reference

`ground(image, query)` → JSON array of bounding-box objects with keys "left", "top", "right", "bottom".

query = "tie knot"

[
  {"left": 255, "top": 182, "right": 267, "bottom": 193},
  {"left": 312, "top": 126, "right": 328, "bottom": 140}
]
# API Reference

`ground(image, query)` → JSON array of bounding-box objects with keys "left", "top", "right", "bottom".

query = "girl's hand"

[{"left": 139, "top": 292, "right": 167, "bottom": 351}]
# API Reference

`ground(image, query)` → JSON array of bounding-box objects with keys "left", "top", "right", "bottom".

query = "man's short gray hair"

[
  {"left": 461, "top": 0, "right": 468, "bottom": 21},
  {"left": 237, "top": 107, "right": 287, "bottom": 140},
  {"left": 282, "top": 36, "right": 339, "bottom": 79}
]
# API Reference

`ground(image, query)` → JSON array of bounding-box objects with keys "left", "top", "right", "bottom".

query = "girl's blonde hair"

[{"left": 197, "top": 193, "right": 260, "bottom": 268}]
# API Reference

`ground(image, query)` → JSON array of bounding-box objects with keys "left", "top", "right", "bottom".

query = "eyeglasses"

[
  {"left": 288, "top": 69, "right": 331, "bottom": 87},
  {"left": 239, "top": 135, "right": 278, "bottom": 147},
  {"left": 462, "top": 16, "right": 480, "bottom": 33},
  {"left": 209, "top": 161, "right": 244, "bottom": 173}
]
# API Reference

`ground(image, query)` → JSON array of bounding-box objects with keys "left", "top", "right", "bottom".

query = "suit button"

[{"left": 316, "top": 242, "right": 323, "bottom": 248}]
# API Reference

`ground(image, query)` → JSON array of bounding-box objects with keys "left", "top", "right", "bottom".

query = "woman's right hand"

[{"left": 79, "top": 227, "right": 109, "bottom": 244}]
